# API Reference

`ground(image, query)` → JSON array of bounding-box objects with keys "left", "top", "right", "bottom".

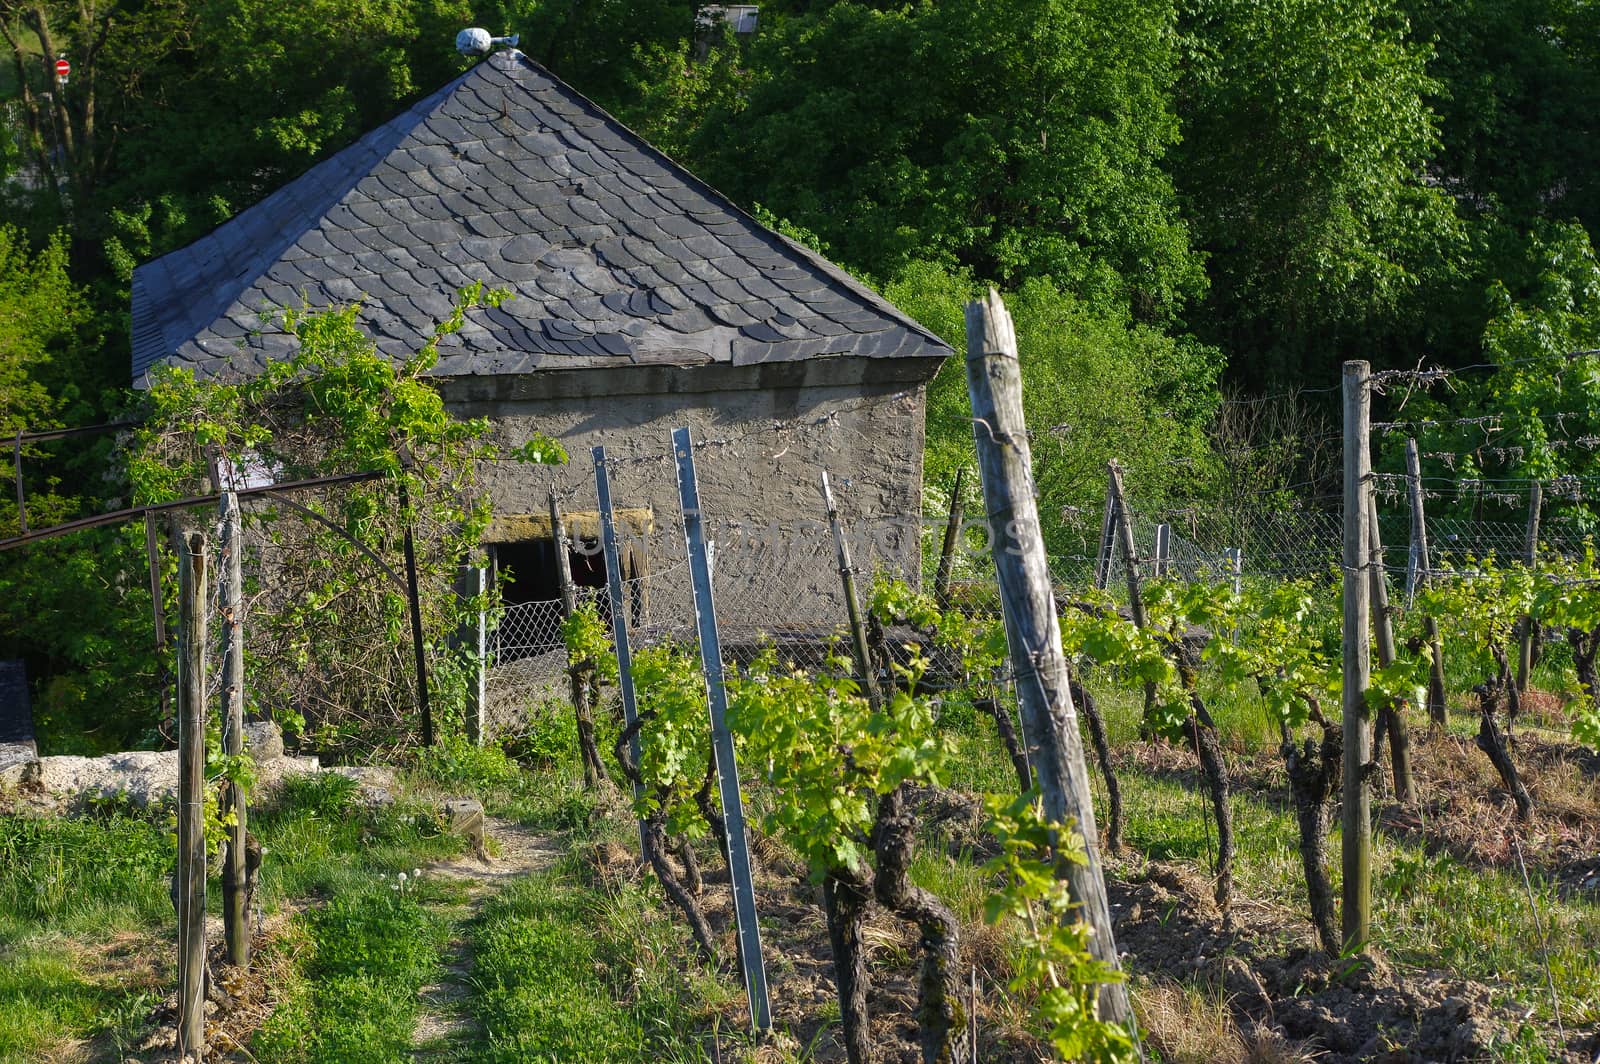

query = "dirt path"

[{"left": 409, "top": 816, "right": 560, "bottom": 1058}]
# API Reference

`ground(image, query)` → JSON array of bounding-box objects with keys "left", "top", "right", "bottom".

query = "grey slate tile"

[{"left": 131, "top": 48, "right": 949, "bottom": 383}]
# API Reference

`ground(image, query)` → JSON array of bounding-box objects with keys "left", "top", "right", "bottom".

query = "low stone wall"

[{"left": 0, "top": 722, "right": 319, "bottom": 812}]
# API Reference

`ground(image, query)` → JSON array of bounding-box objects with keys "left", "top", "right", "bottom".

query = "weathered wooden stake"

[
  {"left": 822, "top": 471, "right": 882, "bottom": 711},
  {"left": 593, "top": 446, "right": 648, "bottom": 854},
  {"left": 934, "top": 467, "right": 967, "bottom": 609},
  {"left": 219, "top": 493, "right": 251, "bottom": 967},
  {"left": 13, "top": 430, "right": 26, "bottom": 534},
  {"left": 673, "top": 426, "right": 771, "bottom": 1034},
  {"left": 1367, "top": 493, "right": 1415, "bottom": 806},
  {"left": 1342, "top": 361, "right": 1373, "bottom": 954},
  {"left": 965, "top": 291, "right": 1133, "bottom": 1029},
  {"left": 1094, "top": 469, "right": 1117, "bottom": 590},
  {"left": 174, "top": 527, "right": 207, "bottom": 1061},
  {"left": 1108, "top": 462, "right": 1148, "bottom": 629},
  {"left": 551, "top": 488, "right": 606, "bottom": 787},
  {"left": 1405, "top": 438, "right": 1449, "bottom": 728},
  {"left": 1517, "top": 481, "right": 1543, "bottom": 693},
  {"left": 397, "top": 482, "right": 433, "bottom": 747}
]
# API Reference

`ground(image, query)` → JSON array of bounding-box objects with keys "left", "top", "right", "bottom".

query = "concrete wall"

[{"left": 440, "top": 356, "right": 939, "bottom": 631}]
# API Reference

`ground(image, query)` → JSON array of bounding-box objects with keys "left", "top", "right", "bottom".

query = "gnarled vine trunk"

[
  {"left": 975, "top": 692, "right": 1031, "bottom": 793},
  {"left": 874, "top": 785, "right": 969, "bottom": 1064},
  {"left": 1188, "top": 697, "right": 1235, "bottom": 916},
  {"left": 1473, "top": 679, "right": 1533, "bottom": 821},
  {"left": 822, "top": 867, "right": 874, "bottom": 1064},
  {"left": 1281, "top": 720, "right": 1341, "bottom": 954},
  {"left": 1070, "top": 679, "right": 1122, "bottom": 854},
  {"left": 572, "top": 661, "right": 608, "bottom": 786},
  {"left": 615, "top": 715, "right": 716, "bottom": 960}
]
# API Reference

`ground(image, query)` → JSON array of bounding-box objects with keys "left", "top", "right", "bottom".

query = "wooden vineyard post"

[
  {"left": 219, "top": 492, "right": 251, "bottom": 966},
  {"left": 551, "top": 488, "right": 606, "bottom": 787},
  {"left": 1107, "top": 462, "right": 1148, "bottom": 629},
  {"left": 1517, "top": 481, "right": 1543, "bottom": 693},
  {"left": 672, "top": 426, "right": 771, "bottom": 1034},
  {"left": 965, "top": 291, "right": 1133, "bottom": 1029},
  {"left": 1367, "top": 493, "right": 1415, "bottom": 806},
  {"left": 592, "top": 447, "right": 648, "bottom": 854},
  {"left": 1094, "top": 469, "right": 1117, "bottom": 590},
  {"left": 174, "top": 528, "right": 208, "bottom": 1061},
  {"left": 397, "top": 482, "right": 433, "bottom": 747},
  {"left": 934, "top": 467, "right": 966, "bottom": 609},
  {"left": 1342, "top": 361, "right": 1373, "bottom": 954},
  {"left": 1405, "top": 438, "right": 1449, "bottom": 728},
  {"left": 821, "top": 471, "right": 882, "bottom": 710}
]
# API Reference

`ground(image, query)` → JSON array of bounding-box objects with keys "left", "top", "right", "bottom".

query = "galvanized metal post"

[
  {"left": 1225, "top": 547, "right": 1243, "bottom": 595},
  {"left": 593, "top": 446, "right": 648, "bottom": 854},
  {"left": 1405, "top": 438, "right": 1448, "bottom": 728},
  {"left": 1153, "top": 522, "right": 1171, "bottom": 580},
  {"left": 672, "top": 426, "right": 770, "bottom": 1034}
]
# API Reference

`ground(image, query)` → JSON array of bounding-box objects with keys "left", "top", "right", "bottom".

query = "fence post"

[
  {"left": 1107, "top": 462, "right": 1148, "bottom": 629},
  {"left": 219, "top": 493, "right": 252, "bottom": 967},
  {"left": 1405, "top": 438, "right": 1449, "bottom": 728},
  {"left": 822, "top": 472, "right": 882, "bottom": 711},
  {"left": 1225, "top": 547, "right": 1243, "bottom": 596},
  {"left": 592, "top": 447, "right": 648, "bottom": 854},
  {"left": 672, "top": 426, "right": 771, "bottom": 1034},
  {"left": 1153, "top": 523, "right": 1171, "bottom": 580},
  {"left": 173, "top": 527, "right": 208, "bottom": 1061},
  {"left": 397, "top": 482, "right": 433, "bottom": 747},
  {"left": 1367, "top": 492, "right": 1415, "bottom": 805},
  {"left": 1094, "top": 469, "right": 1117, "bottom": 590},
  {"left": 1341, "top": 361, "right": 1373, "bottom": 954},
  {"left": 459, "top": 559, "right": 489, "bottom": 745},
  {"left": 1517, "top": 481, "right": 1543, "bottom": 693},
  {"left": 965, "top": 291, "right": 1133, "bottom": 1029},
  {"left": 934, "top": 468, "right": 966, "bottom": 609}
]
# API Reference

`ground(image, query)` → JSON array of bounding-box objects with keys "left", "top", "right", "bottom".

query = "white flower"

[
  {"left": 412, "top": 868, "right": 421, "bottom": 879},
  {"left": 398, "top": 871, "right": 408, "bottom": 882}
]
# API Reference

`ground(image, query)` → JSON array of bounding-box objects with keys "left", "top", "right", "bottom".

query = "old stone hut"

[{"left": 130, "top": 47, "right": 950, "bottom": 628}]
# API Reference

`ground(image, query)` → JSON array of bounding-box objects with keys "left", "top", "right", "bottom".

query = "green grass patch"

[
  {"left": 469, "top": 855, "right": 740, "bottom": 1064},
  {"left": 254, "top": 883, "right": 448, "bottom": 1064},
  {"left": 0, "top": 806, "right": 171, "bottom": 940}
]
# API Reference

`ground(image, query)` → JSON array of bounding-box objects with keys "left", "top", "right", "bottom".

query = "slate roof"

[{"left": 130, "top": 49, "right": 950, "bottom": 384}]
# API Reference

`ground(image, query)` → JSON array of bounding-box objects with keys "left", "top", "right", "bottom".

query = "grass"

[{"left": 254, "top": 879, "right": 451, "bottom": 1064}]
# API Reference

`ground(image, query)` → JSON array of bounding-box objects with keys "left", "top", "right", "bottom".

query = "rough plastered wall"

[{"left": 440, "top": 356, "right": 937, "bottom": 631}]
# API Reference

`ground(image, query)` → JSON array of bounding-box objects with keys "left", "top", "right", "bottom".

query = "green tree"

[
  {"left": 888, "top": 261, "right": 1222, "bottom": 556},
  {"left": 693, "top": 0, "right": 1203, "bottom": 317},
  {"left": 1174, "top": 0, "right": 1461, "bottom": 382}
]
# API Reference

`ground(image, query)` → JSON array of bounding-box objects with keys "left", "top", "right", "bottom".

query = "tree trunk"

[
  {"left": 823, "top": 868, "right": 875, "bottom": 1064},
  {"left": 1282, "top": 722, "right": 1341, "bottom": 954},
  {"left": 1070, "top": 679, "right": 1122, "bottom": 854},
  {"left": 677, "top": 837, "right": 703, "bottom": 897},
  {"left": 874, "top": 785, "right": 969, "bottom": 1064}
]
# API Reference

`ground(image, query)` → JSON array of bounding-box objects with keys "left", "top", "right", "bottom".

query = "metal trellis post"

[{"left": 672, "top": 426, "right": 771, "bottom": 1034}]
